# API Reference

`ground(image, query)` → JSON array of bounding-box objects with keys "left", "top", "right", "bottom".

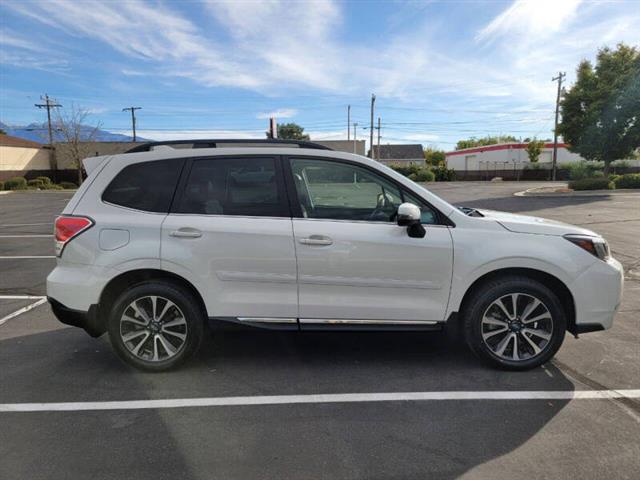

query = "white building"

[{"left": 445, "top": 142, "right": 583, "bottom": 172}]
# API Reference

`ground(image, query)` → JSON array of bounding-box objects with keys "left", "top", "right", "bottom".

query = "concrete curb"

[
  {"left": 0, "top": 190, "right": 77, "bottom": 195},
  {"left": 514, "top": 188, "right": 640, "bottom": 197}
]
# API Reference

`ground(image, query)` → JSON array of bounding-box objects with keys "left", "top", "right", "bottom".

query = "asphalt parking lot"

[{"left": 1, "top": 183, "right": 639, "bottom": 480}]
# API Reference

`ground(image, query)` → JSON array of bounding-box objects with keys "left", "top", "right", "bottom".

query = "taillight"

[{"left": 54, "top": 215, "right": 93, "bottom": 257}]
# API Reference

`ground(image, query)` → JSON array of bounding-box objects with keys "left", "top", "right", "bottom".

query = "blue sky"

[{"left": 1, "top": 0, "right": 638, "bottom": 151}]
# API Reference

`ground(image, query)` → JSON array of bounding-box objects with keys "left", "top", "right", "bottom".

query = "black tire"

[
  {"left": 107, "top": 281, "right": 205, "bottom": 372},
  {"left": 462, "top": 275, "right": 566, "bottom": 371}
]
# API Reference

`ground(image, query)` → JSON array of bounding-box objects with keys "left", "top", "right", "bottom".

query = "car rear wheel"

[
  {"left": 107, "top": 282, "right": 204, "bottom": 372},
  {"left": 463, "top": 276, "right": 566, "bottom": 370}
]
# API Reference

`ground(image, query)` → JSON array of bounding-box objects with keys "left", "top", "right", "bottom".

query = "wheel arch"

[
  {"left": 97, "top": 269, "right": 208, "bottom": 330},
  {"left": 453, "top": 267, "right": 576, "bottom": 334}
]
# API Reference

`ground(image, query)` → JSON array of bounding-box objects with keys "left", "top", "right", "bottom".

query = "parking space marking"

[
  {"left": 0, "top": 234, "right": 52, "bottom": 238},
  {"left": 0, "top": 223, "right": 52, "bottom": 228},
  {"left": 0, "top": 297, "right": 47, "bottom": 326},
  {"left": 2, "top": 389, "right": 639, "bottom": 413},
  {"left": 0, "top": 295, "right": 47, "bottom": 300},
  {"left": 0, "top": 256, "right": 55, "bottom": 259}
]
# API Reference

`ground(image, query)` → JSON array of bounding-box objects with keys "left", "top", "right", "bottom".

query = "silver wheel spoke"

[
  {"left": 521, "top": 331, "right": 542, "bottom": 354},
  {"left": 496, "top": 298, "right": 514, "bottom": 320},
  {"left": 157, "top": 299, "right": 176, "bottom": 323},
  {"left": 157, "top": 334, "right": 177, "bottom": 356},
  {"left": 523, "top": 328, "right": 551, "bottom": 341},
  {"left": 495, "top": 333, "right": 515, "bottom": 356},
  {"left": 162, "top": 328, "right": 186, "bottom": 341},
  {"left": 130, "top": 332, "right": 150, "bottom": 356},
  {"left": 482, "top": 327, "right": 508, "bottom": 340},
  {"left": 521, "top": 298, "right": 540, "bottom": 321},
  {"left": 152, "top": 336, "right": 160, "bottom": 361},
  {"left": 511, "top": 335, "right": 519, "bottom": 360},
  {"left": 510, "top": 294, "right": 518, "bottom": 319},
  {"left": 121, "top": 314, "right": 147, "bottom": 327},
  {"left": 162, "top": 316, "right": 186, "bottom": 329},
  {"left": 150, "top": 296, "right": 158, "bottom": 320},
  {"left": 523, "top": 312, "right": 551, "bottom": 324},
  {"left": 131, "top": 301, "right": 151, "bottom": 324},
  {"left": 122, "top": 330, "right": 147, "bottom": 343},
  {"left": 483, "top": 317, "right": 508, "bottom": 327}
]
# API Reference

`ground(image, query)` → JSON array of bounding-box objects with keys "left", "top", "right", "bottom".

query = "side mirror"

[{"left": 396, "top": 203, "right": 426, "bottom": 238}]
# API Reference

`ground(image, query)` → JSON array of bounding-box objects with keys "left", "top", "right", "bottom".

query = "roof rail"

[{"left": 124, "top": 139, "right": 332, "bottom": 153}]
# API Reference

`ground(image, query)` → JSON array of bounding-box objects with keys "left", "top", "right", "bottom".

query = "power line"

[
  {"left": 34, "top": 94, "right": 62, "bottom": 180},
  {"left": 122, "top": 106, "right": 142, "bottom": 142}
]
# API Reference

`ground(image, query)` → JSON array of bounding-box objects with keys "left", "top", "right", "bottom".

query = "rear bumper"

[{"left": 48, "top": 297, "right": 104, "bottom": 337}]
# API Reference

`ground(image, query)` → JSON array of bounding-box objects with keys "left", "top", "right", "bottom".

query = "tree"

[
  {"left": 55, "top": 105, "right": 101, "bottom": 185},
  {"left": 0, "top": 128, "right": 6, "bottom": 135},
  {"left": 423, "top": 147, "right": 446, "bottom": 166},
  {"left": 525, "top": 138, "right": 545, "bottom": 163},
  {"left": 558, "top": 43, "right": 640, "bottom": 175},
  {"left": 455, "top": 135, "right": 518, "bottom": 150},
  {"left": 275, "top": 123, "right": 310, "bottom": 140}
]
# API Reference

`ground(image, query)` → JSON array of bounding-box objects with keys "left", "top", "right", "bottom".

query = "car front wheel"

[{"left": 463, "top": 276, "right": 566, "bottom": 370}]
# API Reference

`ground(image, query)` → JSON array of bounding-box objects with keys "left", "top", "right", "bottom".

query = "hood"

[{"left": 477, "top": 209, "right": 599, "bottom": 237}]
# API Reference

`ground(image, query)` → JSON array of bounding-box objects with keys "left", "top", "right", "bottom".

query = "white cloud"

[
  {"left": 476, "top": 0, "right": 583, "bottom": 43},
  {"left": 256, "top": 109, "right": 297, "bottom": 120}
]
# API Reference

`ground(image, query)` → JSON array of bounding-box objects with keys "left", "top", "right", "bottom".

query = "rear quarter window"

[{"left": 102, "top": 159, "right": 183, "bottom": 213}]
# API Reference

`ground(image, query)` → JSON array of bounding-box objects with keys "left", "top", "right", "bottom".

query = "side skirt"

[{"left": 208, "top": 317, "right": 443, "bottom": 332}]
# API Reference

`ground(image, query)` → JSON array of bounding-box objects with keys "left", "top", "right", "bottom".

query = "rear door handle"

[
  {"left": 170, "top": 228, "right": 202, "bottom": 239},
  {"left": 299, "top": 235, "right": 333, "bottom": 246}
]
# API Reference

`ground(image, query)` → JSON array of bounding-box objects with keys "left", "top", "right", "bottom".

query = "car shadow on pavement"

[
  {"left": 1, "top": 327, "right": 575, "bottom": 480},
  {"left": 456, "top": 194, "right": 611, "bottom": 214}
]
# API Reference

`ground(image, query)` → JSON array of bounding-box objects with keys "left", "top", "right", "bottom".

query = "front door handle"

[
  {"left": 170, "top": 228, "right": 202, "bottom": 239},
  {"left": 299, "top": 235, "right": 333, "bottom": 246}
]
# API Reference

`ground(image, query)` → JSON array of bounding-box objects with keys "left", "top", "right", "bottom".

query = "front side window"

[
  {"left": 290, "top": 158, "right": 403, "bottom": 222},
  {"left": 102, "top": 159, "right": 183, "bottom": 213},
  {"left": 175, "top": 157, "right": 287, "bottom": 217}
]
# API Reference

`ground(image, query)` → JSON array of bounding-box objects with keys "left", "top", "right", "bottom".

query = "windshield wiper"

[{"left": 457, "top": 206, "right": 484, "bottom": 217}]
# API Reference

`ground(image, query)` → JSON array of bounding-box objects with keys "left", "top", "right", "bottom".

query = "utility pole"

[
  {"left": 35, "top": 94, "right": 62, "bottom": 180},
  {"left": 352, "top": 122, "right": 358, "bottom": 153},
  {"left": 122, "top": 107, "right": 142, "bottom": 142},
  {"left": 551, "top": 72, "right": 566, "bottom": 181},
  {"left": 369, "top": 94, "right": 376, "bottom": 158},
  {"left": 376, "top": 117, "right": 381, "bottom": 161},
  {"left": 347, "top": 105, "right": 351, "bottom": 141}
]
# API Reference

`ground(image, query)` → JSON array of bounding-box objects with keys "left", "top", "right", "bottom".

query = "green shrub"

[
  {"left": 27, "top": 179, "right": 46, "bottom": 189},
  {"left": 389, "top": 163, "right": 422, "bottom": 177},
  {"left": 568, "top": 177, "right": 613, "bottom": 191},
  {"left": 566, "top": 161, "right": 604, "bottom": 180},
  {"left": 0, "top": 181, "right": 4, "bottom": 190},
  {"left": 414, "top": 168, "right": 435, "bottom": 182},
  {"left": 35, "top": 176, "right": 52, "bottom": 185},
  {"left": 613, "top": 173, "right": 640, "bottom": 189},
  {"left": 47, "top": 184, "right": 64, "bottom": 190},
  {"left": 432, "top": 165, "right": 456, "bottom": 181},
  {"left": 3, "top": 176, "right": 27, "bottom": 190},
  {"left": 58, "top": 181, "right": 77, "bottom": 189}
]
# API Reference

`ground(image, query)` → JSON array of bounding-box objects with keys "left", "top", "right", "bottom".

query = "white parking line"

[
  {"left": 0, "top": 295, "right": 47, "bottom": 300},
  {"left": 2, "top": 389, "right": 639, "bottom": 413},
  {"left": 0, "top": 234, "right": 52, "bottom": 238},
  {"left": 0, "top": 256, "right": 55, "bottom": 259},
  {"left": 0, "top": 223, "right": 52, "bottom": 227},
  {"left": 0, "top": 297, "right": 47, "bottom": 326}
]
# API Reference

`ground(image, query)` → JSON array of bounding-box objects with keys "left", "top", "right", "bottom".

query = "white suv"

[{"left": 47, "top": 140, "right": 624, "bottom": 371}]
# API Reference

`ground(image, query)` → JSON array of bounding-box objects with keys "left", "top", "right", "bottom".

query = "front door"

[
  {"left": 161, "top": 156, "right": 298, "bottom": 323},
  {"left": 286, "top": 157, "right": 453, "bottom": 326}
]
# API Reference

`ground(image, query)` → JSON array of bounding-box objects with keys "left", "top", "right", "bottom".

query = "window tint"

[
  {"left": 176, "top": 157, "right": 286, "bottom": 217},
  {"left": 290, "top": 158, "right": 403, "bottom": 222},
  {"left": 402, "top": 191, "right": 438, "bottom": 225},
  {"left": 102, "top": 159, "right": 183, "bottom": 213}
]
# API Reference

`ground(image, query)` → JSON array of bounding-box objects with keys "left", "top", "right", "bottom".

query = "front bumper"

[
  {"left": 48, "top": 297, "right": 104, "bottom": 337},
  {"left": 570, "top": 257, "right": 624, "bottom": 333}
]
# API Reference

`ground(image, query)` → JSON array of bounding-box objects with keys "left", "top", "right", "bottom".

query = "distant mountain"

[{"left": 0, "top": 121, "right": 148, "bottom": 143}]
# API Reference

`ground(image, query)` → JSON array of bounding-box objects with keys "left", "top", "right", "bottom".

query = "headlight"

[{"left": 564, "top": 234, "right": 610, "bottom": 261}]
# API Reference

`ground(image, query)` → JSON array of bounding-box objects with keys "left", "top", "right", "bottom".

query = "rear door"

[
  {"left": 285, "top": 156, "right": 453, "bottom": 326},
  {"left": 161, "top": 156, "right": 298, "bottom": 325}
]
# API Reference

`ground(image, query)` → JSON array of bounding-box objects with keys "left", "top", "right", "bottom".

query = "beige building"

[
  {"left": 314, "top": 139, "right": 366, "bottom": 156},
  {"left": 0, "top": 135, "right": 52, "bottom": 180}
]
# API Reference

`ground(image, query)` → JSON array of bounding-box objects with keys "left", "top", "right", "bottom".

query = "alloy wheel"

[
  {"left": 481, "top": 293, "right": 553, "bottom": 362},
  {"left": 119, "top": 296, "right": 188, "bottom": 362}
]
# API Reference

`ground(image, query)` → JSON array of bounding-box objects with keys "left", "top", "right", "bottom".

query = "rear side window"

[
  {"left": 102, "top": 159, "right": 183, "bottom": 213},
  {"left": 175, "top": 157, "right": 288, "bottom": 217}
]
